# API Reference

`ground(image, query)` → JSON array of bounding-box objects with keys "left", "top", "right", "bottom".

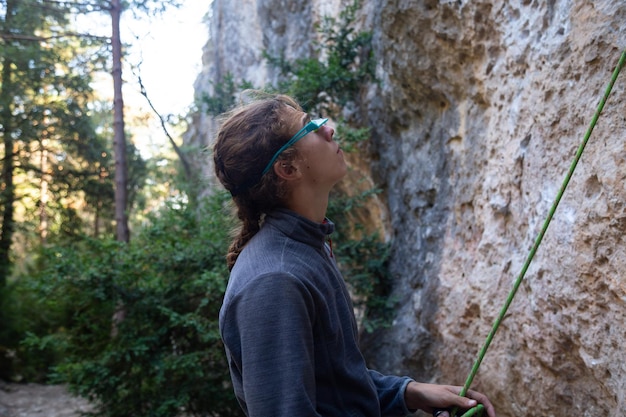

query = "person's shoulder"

[{"left": 223, "top": 269, "right": 310, "bottom": 317}]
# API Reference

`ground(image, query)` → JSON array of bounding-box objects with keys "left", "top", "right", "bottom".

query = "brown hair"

[{"left": 213, "top": 94, "right": 302, "bottom": 270}]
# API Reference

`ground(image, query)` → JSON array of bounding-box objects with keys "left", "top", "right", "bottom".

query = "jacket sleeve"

[
  {"left": 221, "top": 273, "right": 322, "bottom": 417},
  {"left": 368, "top": 369, "right": 415, "bottom": 416}
]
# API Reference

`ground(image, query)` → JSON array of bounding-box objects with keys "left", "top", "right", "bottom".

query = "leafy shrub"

[
  {"left": 201, "top": 73, "right": 254, "bottom": 116},
  {"left": 327, "top": 187, "right": 395, "bottom": 334},
  {"left": 264, "top": 0, "right": 374, "bottom": 114},
  {"left": 19, "top": 191, "right": 242, "bottom": 417}
]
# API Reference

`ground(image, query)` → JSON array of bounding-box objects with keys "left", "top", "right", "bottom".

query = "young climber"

[{"left": 213, "top": 93, "right": 496, "bottom": 417}]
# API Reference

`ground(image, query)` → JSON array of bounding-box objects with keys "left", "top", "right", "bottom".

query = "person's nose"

[{"left": 323, "top": 125, "right": 335, "bottom": 142}]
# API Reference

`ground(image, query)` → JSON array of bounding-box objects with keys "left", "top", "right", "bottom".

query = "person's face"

[{"left": 284, "top": 108, "right": 347, "bottom": 191}]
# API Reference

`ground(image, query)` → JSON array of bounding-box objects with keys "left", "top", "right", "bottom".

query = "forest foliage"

[{"left": 1, "top": 1, "right": 392, "bottom": 416}]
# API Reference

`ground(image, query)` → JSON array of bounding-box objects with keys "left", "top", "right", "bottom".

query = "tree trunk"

[
  {"left": 0, "top": 0, "right": 17, "bottom": 285},
  {"left": 111, "top": 0, "right": 129, "bottom": 242},
  {"left": 39, "top": 139, "right": 49, "bottom": 245}
]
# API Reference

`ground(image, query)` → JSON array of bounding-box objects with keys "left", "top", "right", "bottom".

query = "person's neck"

[{"left": 286, "top": 188, "right": 329, "bottom": 224}]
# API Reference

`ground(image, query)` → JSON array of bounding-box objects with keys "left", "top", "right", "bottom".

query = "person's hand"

[{"left": 404, "top": 382, "right": 496, "bottom": 417}]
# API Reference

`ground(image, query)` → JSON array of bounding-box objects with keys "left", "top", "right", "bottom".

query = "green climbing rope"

[
  {"left": 452, "top": 49, "right": 626, "bottom": 417},
  {"left": 460, "top": 404, "right": 484, "bottom": 417}
]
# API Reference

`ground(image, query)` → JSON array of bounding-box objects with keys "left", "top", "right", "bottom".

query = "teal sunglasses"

[{"left": 261, "top": 118, "right": 329, "bottom": 175}]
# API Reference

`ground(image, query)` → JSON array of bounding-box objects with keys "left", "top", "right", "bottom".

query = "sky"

[
  {"left": 123, "top": 2, "right": 210, "bottom": 117},
  {"left": 79, "top": 2, "right": 211, "bottom": 157}
]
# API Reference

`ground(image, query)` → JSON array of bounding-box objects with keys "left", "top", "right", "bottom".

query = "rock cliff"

[{"left": 187, "top": 1, "right": 626, "bottom": 415}]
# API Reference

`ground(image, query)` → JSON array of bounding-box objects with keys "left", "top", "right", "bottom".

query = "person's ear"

[{"left": 273, "top": 161, "right": 300, "bottom": 181}]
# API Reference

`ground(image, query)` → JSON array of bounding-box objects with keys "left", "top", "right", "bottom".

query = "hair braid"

[{"left": 225, "top": 199, "right": 262, "bottom": 270}]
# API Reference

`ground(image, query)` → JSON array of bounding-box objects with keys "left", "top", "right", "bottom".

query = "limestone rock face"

[{"left": 188, "top": 1, "right": 626, "bottom": 415}]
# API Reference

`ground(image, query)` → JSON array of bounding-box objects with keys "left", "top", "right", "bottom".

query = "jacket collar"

[{"left": 265, "top": 208, "right": 334, "bottom": 249}]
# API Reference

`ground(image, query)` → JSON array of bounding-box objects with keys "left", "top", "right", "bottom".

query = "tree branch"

[
  {"left": 0, "top": 32, "right": 109, "bottom": 42},
  {"left": 135, "top": 71, "right": 193, "bottom": 182}
]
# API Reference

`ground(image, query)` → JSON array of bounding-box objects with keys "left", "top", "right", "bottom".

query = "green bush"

[
  {"left": 327, "top": 187, "right": 395, "bottom": 334},
  {"left": 201, "top": 73, "right": 254, "bottom": 116},
  {"left": 18, "top": 191, "right": 242, "bottom": 417},
  {"left": 264, "top": 0, "right": 374, "bottom": 114}
]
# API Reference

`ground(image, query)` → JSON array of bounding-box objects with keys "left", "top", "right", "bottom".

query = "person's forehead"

[{"left": 282, "top": 106, "right": 309, "bottom": 127}]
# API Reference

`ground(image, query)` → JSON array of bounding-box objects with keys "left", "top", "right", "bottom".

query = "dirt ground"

[{"left": 0, "top": 382, "right": 92, "bottom": 417}]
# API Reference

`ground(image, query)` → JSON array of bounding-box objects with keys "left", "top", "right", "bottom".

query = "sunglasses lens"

[{"left": 311, "top": 118, "right": 327, "bottom": 132}]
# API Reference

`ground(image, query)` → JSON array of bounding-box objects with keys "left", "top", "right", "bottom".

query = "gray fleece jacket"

[{"left": 219, "top": 208, "right": 413, "bottom": 416}]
